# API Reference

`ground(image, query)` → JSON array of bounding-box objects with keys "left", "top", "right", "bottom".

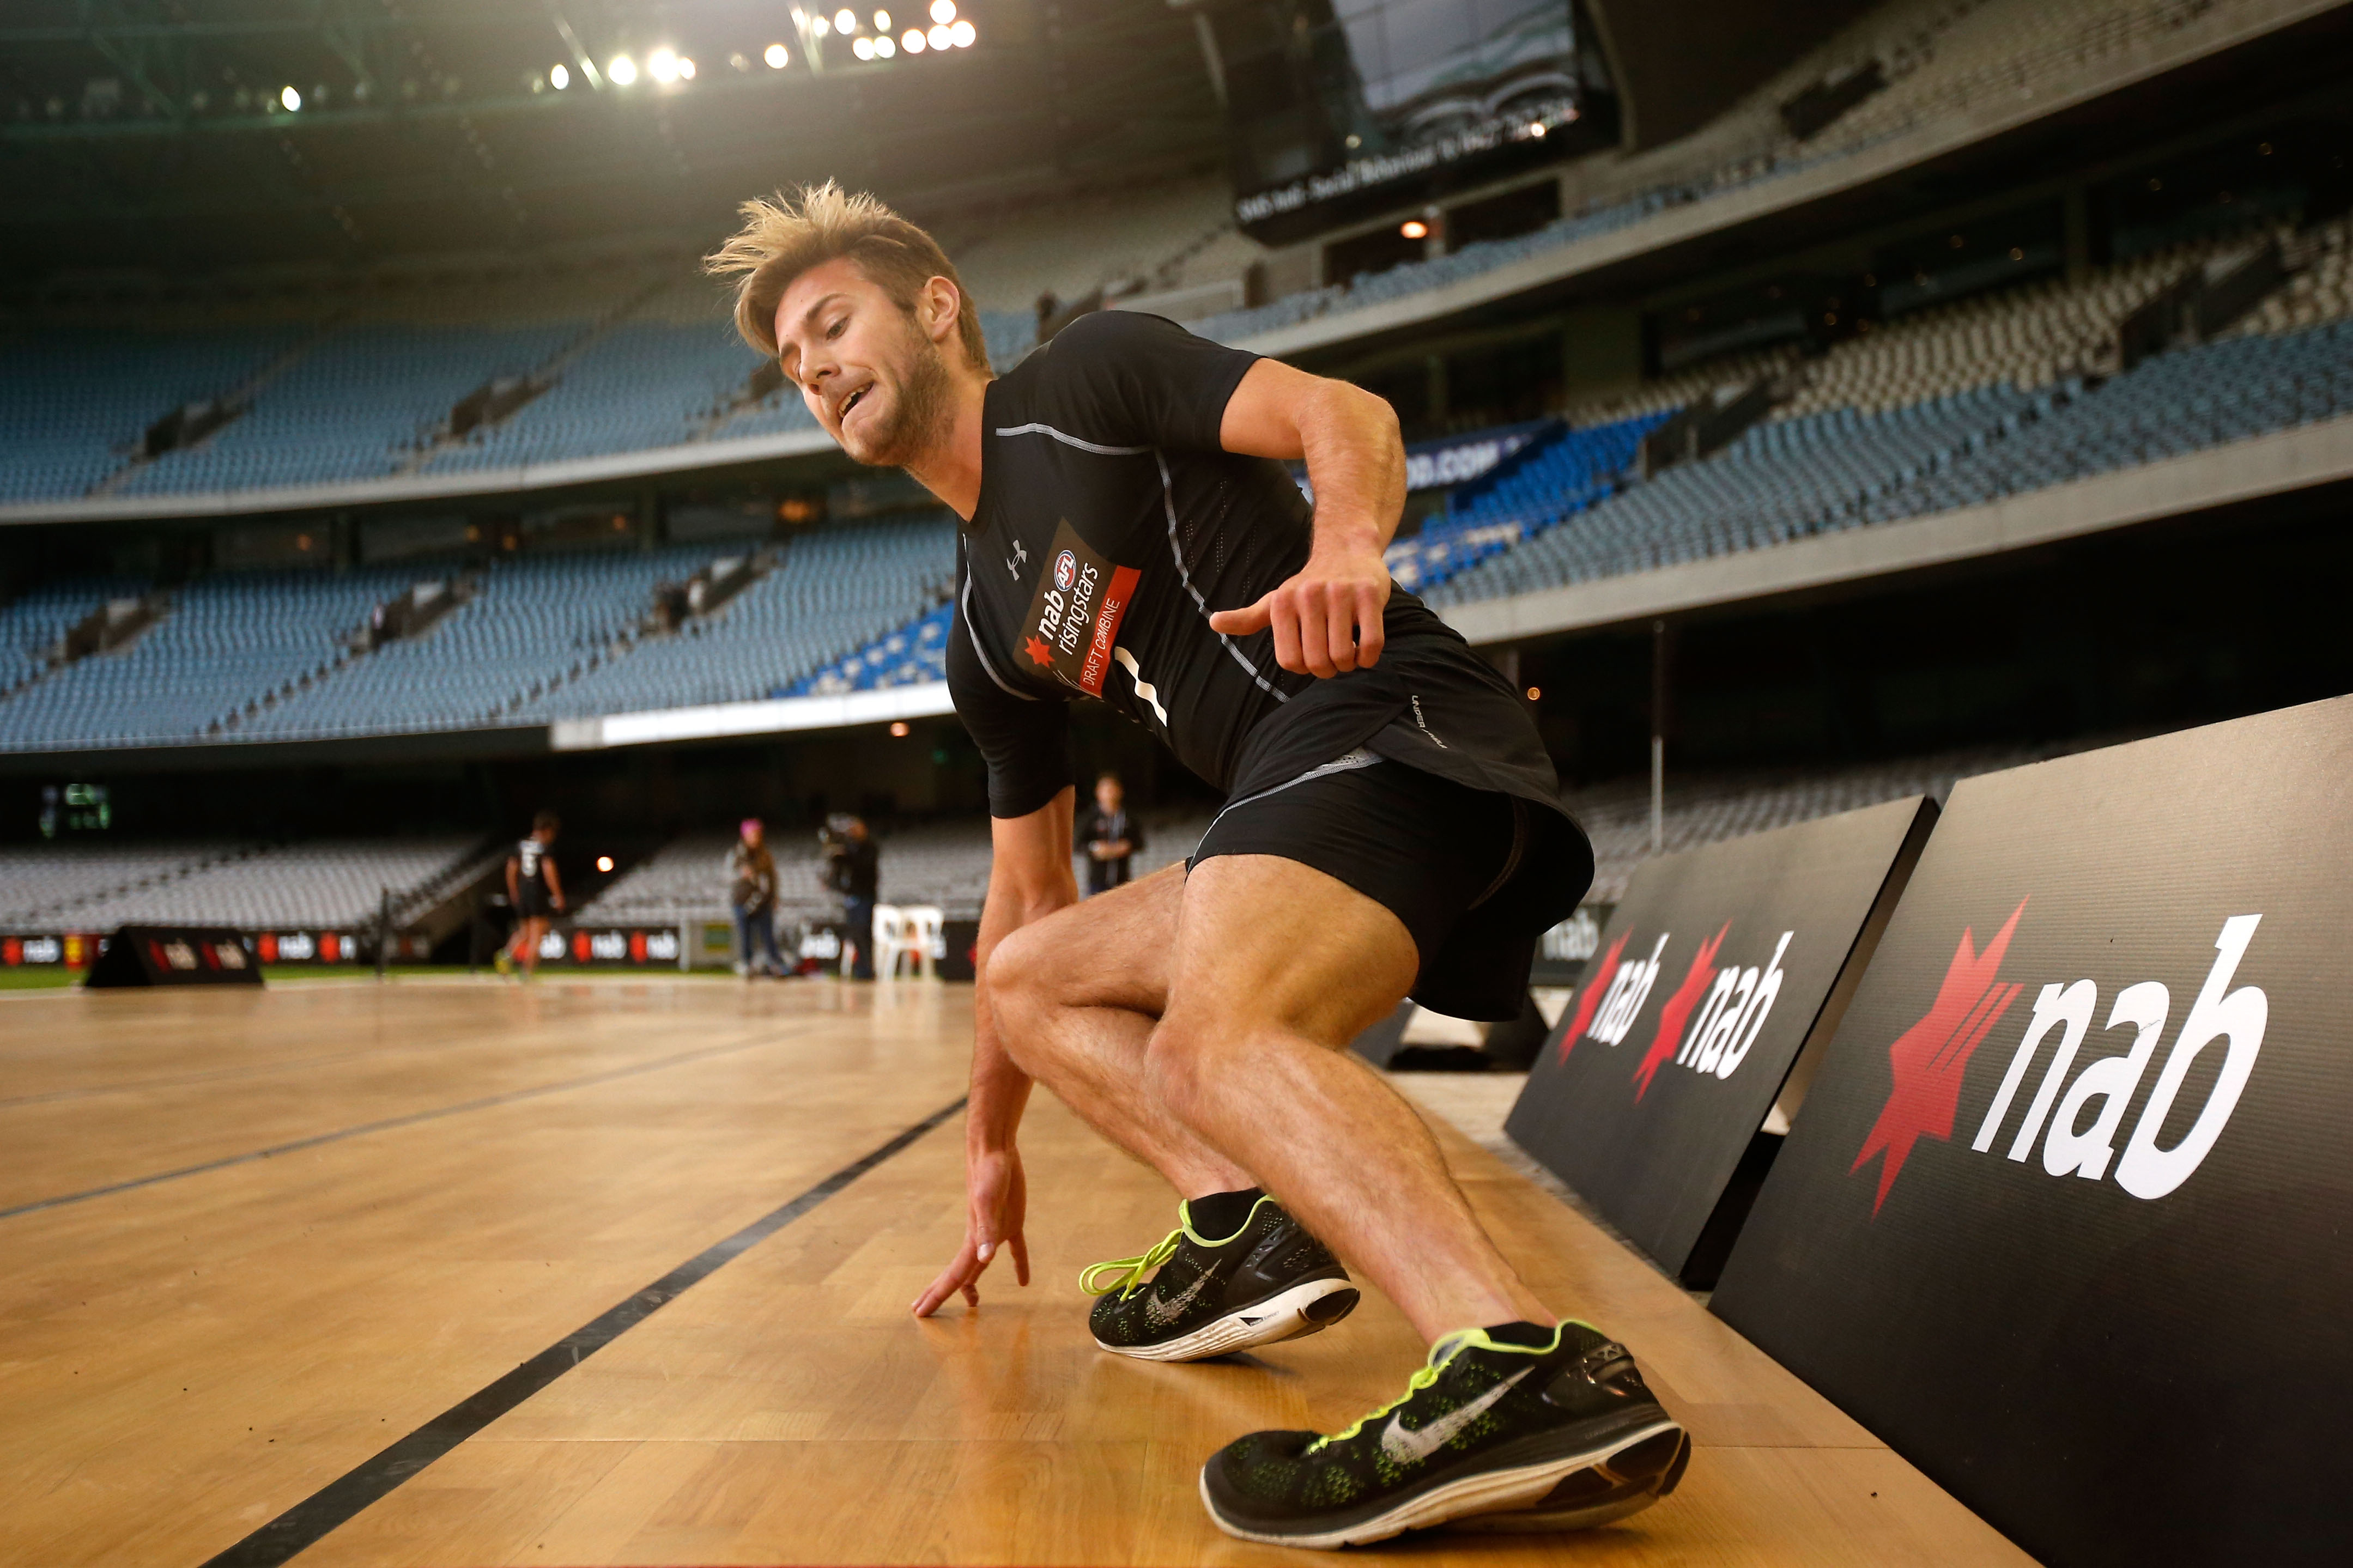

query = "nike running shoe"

[
  {"left": 1082, "top": 1196, "right": 1359, "bottom": 1363},
  {"left": 1199, "top": 1320, "right": 1688, "bottom": 1547},
  {"left": 493, "top": 950, "right": 514, "bottom": 979}
]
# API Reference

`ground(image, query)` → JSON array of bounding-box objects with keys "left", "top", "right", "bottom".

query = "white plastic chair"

[
  {"left": 869, "top": 903, "right": 909, "bottom": 979},
  {"left": 896, "top": 904, "right": 944, "bottom": 980}
]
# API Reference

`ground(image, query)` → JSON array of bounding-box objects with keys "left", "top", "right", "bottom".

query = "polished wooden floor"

[{"left": 0, "top": 977, "right": 2033, "bottom": 1566}]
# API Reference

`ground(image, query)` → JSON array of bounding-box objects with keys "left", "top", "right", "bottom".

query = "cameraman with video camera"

[{"left": 818, "top": 814, "right": 880, "bottom": 980}]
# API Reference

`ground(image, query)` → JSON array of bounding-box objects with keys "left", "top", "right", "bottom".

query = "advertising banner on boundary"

[
  {"left": 1711, "top": 697, "right": 2353, "bottom": 1568},
  {"left": 1505, "top": 796, "right": 1936, "bottom": 1282}
]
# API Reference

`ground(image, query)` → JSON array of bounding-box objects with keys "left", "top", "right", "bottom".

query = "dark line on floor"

[
  {"left": 197, "top": 1096, "right": 966, "bottom": 1568},
  {"left": 0, "top": 1026, "right": 821, "bottom": 1221}
]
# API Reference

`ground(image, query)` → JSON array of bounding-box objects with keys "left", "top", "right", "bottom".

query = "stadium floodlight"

[
  {"left": 927, "top": 23, "right": 951, "bottom": 49},
  {"left": 852, "top": 35, "right": 875, "bottom": 59},
  {"left": 931, "top": 0, "right": 957, "bottom": 22},
  {"left": 678, "top": 57, "right": 695, "bottom": 79},
  {"left": 902, "top": 28, "right": 924, "bottom": 52},
  {"left": 280, "top": 85, "right": 302, "bottom": 111},
  {"left": 608, "top": 54, "right": 638, "bottom": 85},
  {"left": 874, "top": 34, "right": 895, "bottom": 56},
  {"left": 550, "top": 63, "right": 570, "bottom": 89},
  {"left": 1400, "top": 219, "right": 1428, "bottom": 239},
  {"left": 835, "top": 8, "right": 856, "bottom": 31},
  {"left": 648, "top": 48, "right": 680, "bottom": 83},
  {"left": 875, "top": 11, "right": 892, "bottom": 31},
  {"left": 951, "top": 19, "right": 975, "bottom": 46},
  {"left": 764, "top": 42, "right": 790, "bottom": 68}
]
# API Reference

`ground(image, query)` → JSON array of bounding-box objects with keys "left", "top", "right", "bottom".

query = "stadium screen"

[{"left": 1212, "top": 0, "right": 1609, "bottom": 242}]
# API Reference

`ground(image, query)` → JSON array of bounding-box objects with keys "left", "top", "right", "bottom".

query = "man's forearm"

[
  {"left": 967, "top": 877, "right": 1076, "bottom": 1152},
  {"left": 1298, "top": 382, "right": 1406, "bottom": 557}
]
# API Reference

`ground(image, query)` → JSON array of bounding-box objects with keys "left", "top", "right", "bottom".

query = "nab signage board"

[
  {"left": 1711, "top": 697, "right": 2353, "bottom": 1568},
  {"left": 84, "top": 926, "right": 264, "bottom": 988},
  {"left": 1506, "top": 795, "right": 1936, "bottom": 1282}
]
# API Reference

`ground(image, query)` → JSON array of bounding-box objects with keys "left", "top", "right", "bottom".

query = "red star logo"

[
  {"left": 1022, "top": 635, "right": 1054, "bottom": 668},
  {"left": 1557, "top": 932, "right": 1626, "bottom": 1062},
  {"left": 1850, "top": 898, "right": 2029, "bottom": 1214},
  {"left": 1632, "top": 923, "right": 1729, "bottom": 1101}
]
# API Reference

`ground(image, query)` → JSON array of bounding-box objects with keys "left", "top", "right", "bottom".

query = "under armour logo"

[{"left": 1005, "top": 539, "right": 1029, "bottom": 579}]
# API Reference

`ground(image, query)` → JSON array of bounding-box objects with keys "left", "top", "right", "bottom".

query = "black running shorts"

[
  {"left": 516, "top": 885, "right": 554, "bottom": 920},
  {"left": 1188, "top": 751, "right": 1590, "bottom": 1022}
]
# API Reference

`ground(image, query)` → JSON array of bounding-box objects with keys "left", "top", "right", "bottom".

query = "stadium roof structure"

[{"left": 0, "top": 0, "right": 1225, "bottom": 285}]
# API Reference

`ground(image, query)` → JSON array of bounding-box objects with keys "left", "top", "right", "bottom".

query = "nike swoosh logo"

[
  {"left": 1143, "top": 1266, "right": 1215, "bottom": 1328},
  {"left": 1380, "top": 1367, "right": 1531, "bottom": 1466}
]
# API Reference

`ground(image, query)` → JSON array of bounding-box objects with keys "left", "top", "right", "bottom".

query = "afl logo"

[{"left": 1053, "top": 550, "right": 1078, "bottom": 591}]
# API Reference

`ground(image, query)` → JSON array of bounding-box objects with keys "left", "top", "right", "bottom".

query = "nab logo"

[
  {"left": 1053, "top": 549, "right": 1078, "bottom": 591},
  {"left": 1852, "top": 904, "right": 2269, "bottom": 1213},
  {"left": 1559, "top": 925, "right": 1794, "bottom": 1099}
]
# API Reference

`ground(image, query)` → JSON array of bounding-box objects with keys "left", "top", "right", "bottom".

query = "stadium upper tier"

[{"left": 2, "top": 0, "right": 2319, "bottom": 519}]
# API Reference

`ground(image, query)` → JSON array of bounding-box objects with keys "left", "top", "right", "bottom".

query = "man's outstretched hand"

[
  {"left": 912, "top": 1144, "right": 1031, "bottom": 1316},
  {"left": 1207, "top": 544, "right": 1390, "bottom": 678}
]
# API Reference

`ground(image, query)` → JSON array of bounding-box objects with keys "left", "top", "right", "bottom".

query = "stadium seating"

[
  {"left": 0, "top": 575, "right": 145, "bottom": 694},
  {"left": 0, "top": 836, "right": 480, "bottom": 931}
]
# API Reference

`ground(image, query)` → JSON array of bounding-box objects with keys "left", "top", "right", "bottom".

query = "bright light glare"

[
  {"left": 927, "top": 23, "right": 951, "bottom": 48},
  {"left": 677, "top": 56, "right": 695, "bottom": 78},
  {"left": 874, "top": 34, "right": 894, "bottom": 56},
  {"left": 648, "top": 48, "right": 679, "bottom": 83},
  {"left": 763, "top": 42, "right": 789, "bottom": 68},
  {"left": 811, "top": 15, "right": 829, "bottom": 37},
  {"left": 931, "top": 0, "right": 956, "bottom": 22},
  {"left": 280, "top": 84, "right": 302, "bottom": 111},
  {"left": 875, "top": 11, "right": 892, "bottom": 30},
  {"left": 596, "top": 855, "right": 615, "bottom": 872},
  {"left": 1400, "top": 219, "right": 1429, "bottom": 239},
  {"left": 889, "top": 720, "right": 911, "bottom": 737},
  {"left": 608, "top": 54, "right": 638, "bottom": 84},
  {"left": 951, "top": 19, "right": 975, "bottom": 45},
  {"left": 1528, "top": 119, "right": 1545, "bottom": 137},
  {"left": 852, "top": 35, "right": 875, "bottom": 59},
  {"left": 902, "top": 28, "right": 924, "bottom": 51},
  {"left": 834, "top": 8, "right": 856, "bottom": 30},
  {"left": 550, "top": 63, "right": 570, "bottom": 89}
]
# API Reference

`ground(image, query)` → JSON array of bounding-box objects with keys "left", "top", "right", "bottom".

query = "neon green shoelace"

[
  {"left": 1079, "top": 1227, "right": 1182, "bottom": 1298},
  {"left": 1076, "top": 1195, "right": 1277, "bottom": 1298},
  {"left": 1307, "top": 1320, "right": 1574, "bottom": 1454}
]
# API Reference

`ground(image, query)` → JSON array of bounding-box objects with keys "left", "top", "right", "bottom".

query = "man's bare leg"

[
  {"left": 988, "top": 865, "right": 1253, "bottom": 1200},
  {"left": 1149, "top": 853, "right": 1554, "bottom": 1345}
]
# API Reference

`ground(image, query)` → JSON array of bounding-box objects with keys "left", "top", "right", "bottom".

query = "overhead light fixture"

[
  {"left": 550, "top": 62, "right": 570, "bottom": 89},
  {"left": 835, "top": 8, "right": 857, "bottom": 31},
  {"left": 951, "top": 19, "right": 975, "bottom": 45},
  {"left": 1400, "top": 219, "right": 1429, "bottom": 239},
  {"left": 927, "top": 23, "right": 951, "bottom": 48},
  {"left": 280, "top": 84, "right": 302, "bottom": 111},
  {"left": 875, "top": 11, "right": 893, "bottom": 31},
  {"left": 764, "top": 42, "right": 790, "bottom": 68},
  {"left": 811, "top": 15, "right": 830, "bottom": 37},
  {"left": 852, "top": 35, "right": 875, "bottom": 59},
  {"left": 596, "top": 855, "right": 615, "bottom": 872},
  {"left": 608, "top": 54, "right": 638, "bottom": 85},
  {"left": 1528, "top": 119, "right": 1545, "bottom": 137},
  {"left": 889, "top": 721, "right": 911, "bottom": 737},
  {"left": 902, "top": 27, "right": 925, "bottom": 52},
  {"left": 874, "top": 34, "right": 895, "bottom": 56},
  {"left": 648, "top": 48, "right": 680, "bottom": 83},
  {"left": 677, "top": 56, "right": 695, "bottom": 78},
  {"left": 931, "top": 0, "right": 957, "bottom": 22}
]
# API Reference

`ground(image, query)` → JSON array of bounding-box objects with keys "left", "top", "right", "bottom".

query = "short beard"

[{"left": 851, "top": 321, "right": 955, "bottom": 470}]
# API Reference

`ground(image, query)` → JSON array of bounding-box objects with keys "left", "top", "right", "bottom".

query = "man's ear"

[{"left": 921, "top": 276, "right": 962, "bottom": 345}]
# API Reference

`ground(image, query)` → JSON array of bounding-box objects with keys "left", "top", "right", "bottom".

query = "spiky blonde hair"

[{"left": 705, "top": 181, "right": 987, "bottom": 369}]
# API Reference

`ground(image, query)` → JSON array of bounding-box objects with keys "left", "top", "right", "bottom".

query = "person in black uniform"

[
  {"left": 818, "top": 815, "right": 880, "bottom": 980},
  {"left": 496, "top": 810, "right": 564, "bottom": 981},
  {"left": 1074, "top": 771, "right": 1143, "bottom": 896},
  {"left": 708, "top": 185, "right": 1684, "bottom": 1546}
]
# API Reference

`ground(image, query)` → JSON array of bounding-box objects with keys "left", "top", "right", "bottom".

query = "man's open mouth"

[{"left": 839, "top": 385, "right": 871, "bottom": 422}]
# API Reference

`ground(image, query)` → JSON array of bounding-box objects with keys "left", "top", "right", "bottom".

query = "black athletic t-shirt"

[{"left": 948, "top": 309, "right": 1569, "bottom": 826}]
